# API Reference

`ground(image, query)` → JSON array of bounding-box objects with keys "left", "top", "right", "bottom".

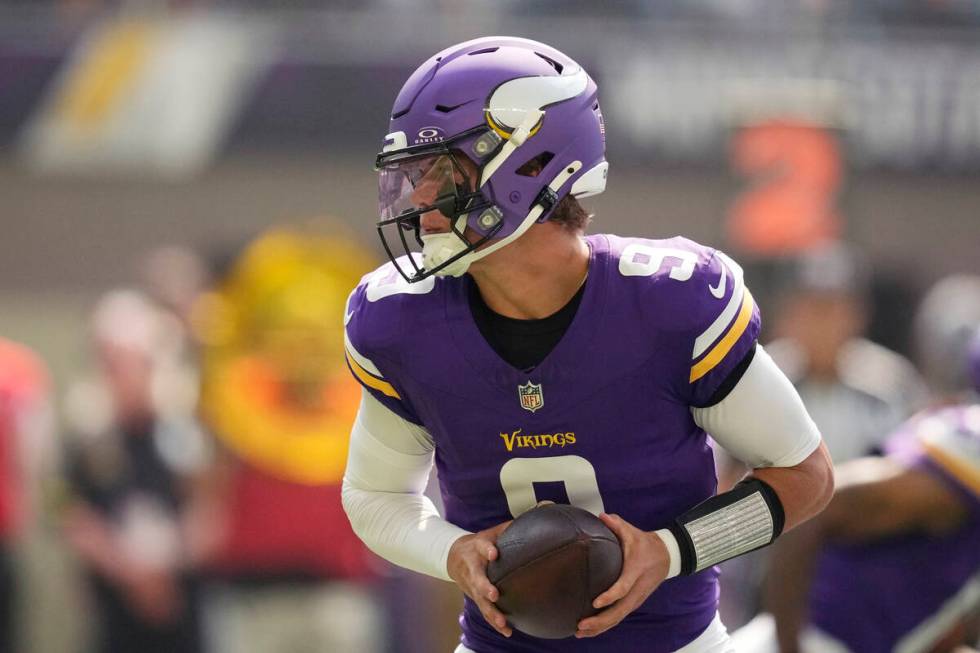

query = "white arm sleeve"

[
  {"left": 341, "top": 390, "right": 469, "bottom": 581},
  {"left": 693, "top": 344, "right": 821, "bottom": 468}
]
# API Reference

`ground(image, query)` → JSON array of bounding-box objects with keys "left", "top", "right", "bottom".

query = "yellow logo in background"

[
  {"left": 500, "top": 428, "right": 576, "bottom": 452},
  {"left": 197, "top": 222, "right": 376, "bottom": 485}
]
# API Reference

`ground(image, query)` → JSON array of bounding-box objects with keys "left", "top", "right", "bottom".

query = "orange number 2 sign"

[{"left": 726, "top": 120, "right": 843, "bottom": 255}]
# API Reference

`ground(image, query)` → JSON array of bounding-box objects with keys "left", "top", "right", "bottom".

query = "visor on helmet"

[
  {"left": 376, "top": 147, "right": 499, "bottom": 282},
  {"left": 378, "top": 153, "right": 461, "bottom": 225}
]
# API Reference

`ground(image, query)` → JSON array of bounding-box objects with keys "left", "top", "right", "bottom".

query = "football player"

[
  {"left": 733, "top": 275, "right": 980, "bottom": 653},
  {"left": 341, "top": 37, "right": 834, "bottom": 653}
]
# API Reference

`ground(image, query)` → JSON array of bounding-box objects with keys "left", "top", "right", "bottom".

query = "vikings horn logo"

[{"left": 518, "top": 381, "right": 544, "bottom": 413}]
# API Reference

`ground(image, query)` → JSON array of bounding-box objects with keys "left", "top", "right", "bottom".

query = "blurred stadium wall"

[{"left": 0, "top": 2, "right": 979, "bottom": 652}]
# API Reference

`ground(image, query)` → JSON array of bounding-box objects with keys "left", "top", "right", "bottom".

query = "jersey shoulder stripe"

[
  {"left": 690, "top": 288, "right": 756, "bottom": 383},
  {"left": 342, "top": 259, "right": 449, "bottom": 425},
  {"left": 345, "top": 333, "right": 401, "bottom": 399},
  {"left": 692, "top": 251, "right": 745, "bottom": 359}
]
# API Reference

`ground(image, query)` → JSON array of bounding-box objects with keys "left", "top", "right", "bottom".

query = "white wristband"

[{"left": 654, "top": 528, "right": 681, "bottom": 580}]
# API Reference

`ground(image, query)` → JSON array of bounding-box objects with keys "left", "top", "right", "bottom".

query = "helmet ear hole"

[{"left": 516, "top": 152, "right": 555, "bottom": 178}]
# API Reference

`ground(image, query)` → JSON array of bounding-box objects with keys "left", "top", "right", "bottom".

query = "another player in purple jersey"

[
  {"left": 341, "top": 37, "right": 834, "bottom": 653},
  {"left": 734, "top": 276, "right": 980, "bottom": 653}
]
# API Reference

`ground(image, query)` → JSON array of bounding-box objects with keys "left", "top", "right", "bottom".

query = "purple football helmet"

[{"left": 375, "top": 36, "right": 608, "bottom": 282}]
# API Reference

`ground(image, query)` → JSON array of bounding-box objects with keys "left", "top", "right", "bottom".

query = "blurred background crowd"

[{"left": 1, "top": 1, "right": 979, "bottom": 652}]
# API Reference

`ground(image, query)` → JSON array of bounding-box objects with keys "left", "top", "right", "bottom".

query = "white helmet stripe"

[{"left": 486, "top": 66, "right": 588, "bottom": 131}]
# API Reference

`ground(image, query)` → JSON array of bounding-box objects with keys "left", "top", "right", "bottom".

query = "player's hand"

[
  {"left": 447, "top": 520, "right": 513, "bottom": 637},
  {"left": 575, "top": 513, "right": 670, "bottom": 638}
]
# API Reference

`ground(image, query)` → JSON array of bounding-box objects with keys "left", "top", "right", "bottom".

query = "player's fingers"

[
  {"left": 468, "top": 534, "right": 497, "bottom": 563},
  {"left": 584, "top": 572, "right": 659, "bottom": 635},
  {"left": 599, "top": 512, "right": 631, "bottom": 542},
  {"left": 471, "top": 572, "right": 499, "bottom": 603},
  {"left": 476, "top": 597, "right": 512, "bottom": 637},
  {"left": 599, "top": 512, "right": 624, "bottom": 527},
  {"left": 486, "top": 583, "right": 500, "bottom": 603},
  {"left": 486, "top": 520, "right": 512, "bottom": 540},
  {"left": 461, "top": 548, "right": 500, "bottom": 602},
  {"left": 591, "top": 571, "right": 635, "bottom": 609},
  {"left": 576, "top": 604, "right": 626, "bottom": 637},
  {"left": 577, "top": 591, "right": 642, "bottom": 637}
]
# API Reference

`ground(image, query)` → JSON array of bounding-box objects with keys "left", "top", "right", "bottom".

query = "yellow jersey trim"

[
  {"left": 346, "top": 349, "right": 401, "bottom": 399},
  {"left": 922, "top": 441, "right": 980, "bottom": 498},
  {"left": 690, "top": 289, "right": 755, "bottom": 383}
]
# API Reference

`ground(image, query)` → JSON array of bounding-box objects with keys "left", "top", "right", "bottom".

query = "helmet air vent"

[
  {"left": 435, "top": 103, "right": 466, "bottom": 113},
  {"left": 468, "top": 47, "right": 500, "bottom": 56},
  {"left": 535, "top": 53, "right": 564, "bottom": 74}
]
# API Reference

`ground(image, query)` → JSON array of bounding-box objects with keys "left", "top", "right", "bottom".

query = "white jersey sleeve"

[
  {"left": 692, "top": 344, "right": 822, "bottom": 468},
  {"left": 341, "top": 390, "right": 470, "bottom": 581}
]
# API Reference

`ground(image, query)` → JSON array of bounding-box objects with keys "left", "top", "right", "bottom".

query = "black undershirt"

[
  {"left": 467, "top": 276, "right": 585, "bottom": 374},
  {"left": 466, "top": 276, "right": 755, "bottom": 406}
]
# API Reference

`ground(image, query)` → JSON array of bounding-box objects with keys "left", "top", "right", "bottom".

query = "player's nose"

[{"left": 420, "top": 210, "right": 451, "bottom": 234}]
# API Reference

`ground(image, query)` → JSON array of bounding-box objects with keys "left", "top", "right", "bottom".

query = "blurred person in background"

[
  {"left": 61, "top": 289, "right": 208, "bottom": 653},
  {"left": 732, "top": 275, "right": 980, "bottom": 653},
  {"left": 192, "top": 225, "right": 387, "bottom": 653},
  {"left": 140, "top": 244, "right": 212, "bottom": 341},
  {"left": 763, "top": 243, "right": 926, "bottom": 462},
  {"left": 716, "top": 242, "right": 925, "bottom": 628},
  {"left": 0, "top": 336, "right": 53, "bottom": 652}
]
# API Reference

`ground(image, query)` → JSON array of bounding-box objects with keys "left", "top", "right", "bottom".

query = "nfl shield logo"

[{"left": 518, "top": 381, "right": 544, "bottom": 413}]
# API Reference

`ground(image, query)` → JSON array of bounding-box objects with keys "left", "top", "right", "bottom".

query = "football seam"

[
  {"left": 490, "top": 539, "right": 583, "bottom": 585},
  {"left": 491, "top": 532, "right": 615, "bottom": 585},
  {"left": 552, "top": 507, "right": 619, "bottom": 547},
  {"left": 545, "top": 508, "right": 619, "bottom": 618},
  {"left": 552, "top": 501, "right": 594, "bottom": 618}
]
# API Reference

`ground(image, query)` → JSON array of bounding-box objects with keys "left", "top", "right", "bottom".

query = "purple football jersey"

[
  {"left": 809, "top": 404, "right": 980, "bottom": 653},
  {"left": 345, "top": 234, "right": 761, "bottom": 652}
]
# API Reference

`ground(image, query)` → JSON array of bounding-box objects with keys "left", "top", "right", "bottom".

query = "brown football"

[{"left": 486, "top": 503, "right": 623, "bottom": 639}]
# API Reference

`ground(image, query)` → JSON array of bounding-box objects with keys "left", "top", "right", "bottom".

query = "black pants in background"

[{"left": 0, "top": 543, "right": 16, "bottom": 653}]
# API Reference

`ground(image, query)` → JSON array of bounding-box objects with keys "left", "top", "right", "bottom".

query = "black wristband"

[
  {"left": 738, "top": 477, "right": 785, "bottom": 540},
  {"left": 670, "top": 477, "right": 786, "bottom": 576}
]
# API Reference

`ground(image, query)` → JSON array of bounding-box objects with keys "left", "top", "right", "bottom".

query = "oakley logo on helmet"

[{"left": 415, "top": 127, "right": 445, "bottom": 144}]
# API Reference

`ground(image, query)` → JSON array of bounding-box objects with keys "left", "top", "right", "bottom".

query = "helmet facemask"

[{"left": 376, "top": 131, "right": 503, "bottom": 282}]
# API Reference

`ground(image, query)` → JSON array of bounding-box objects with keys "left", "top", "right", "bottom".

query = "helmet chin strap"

[
  {"left": 424, "top": 159, "right": 583, "bottom": 278},
  {"left": 420, "top": 223, "right": 472, "bottom": 277}
]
